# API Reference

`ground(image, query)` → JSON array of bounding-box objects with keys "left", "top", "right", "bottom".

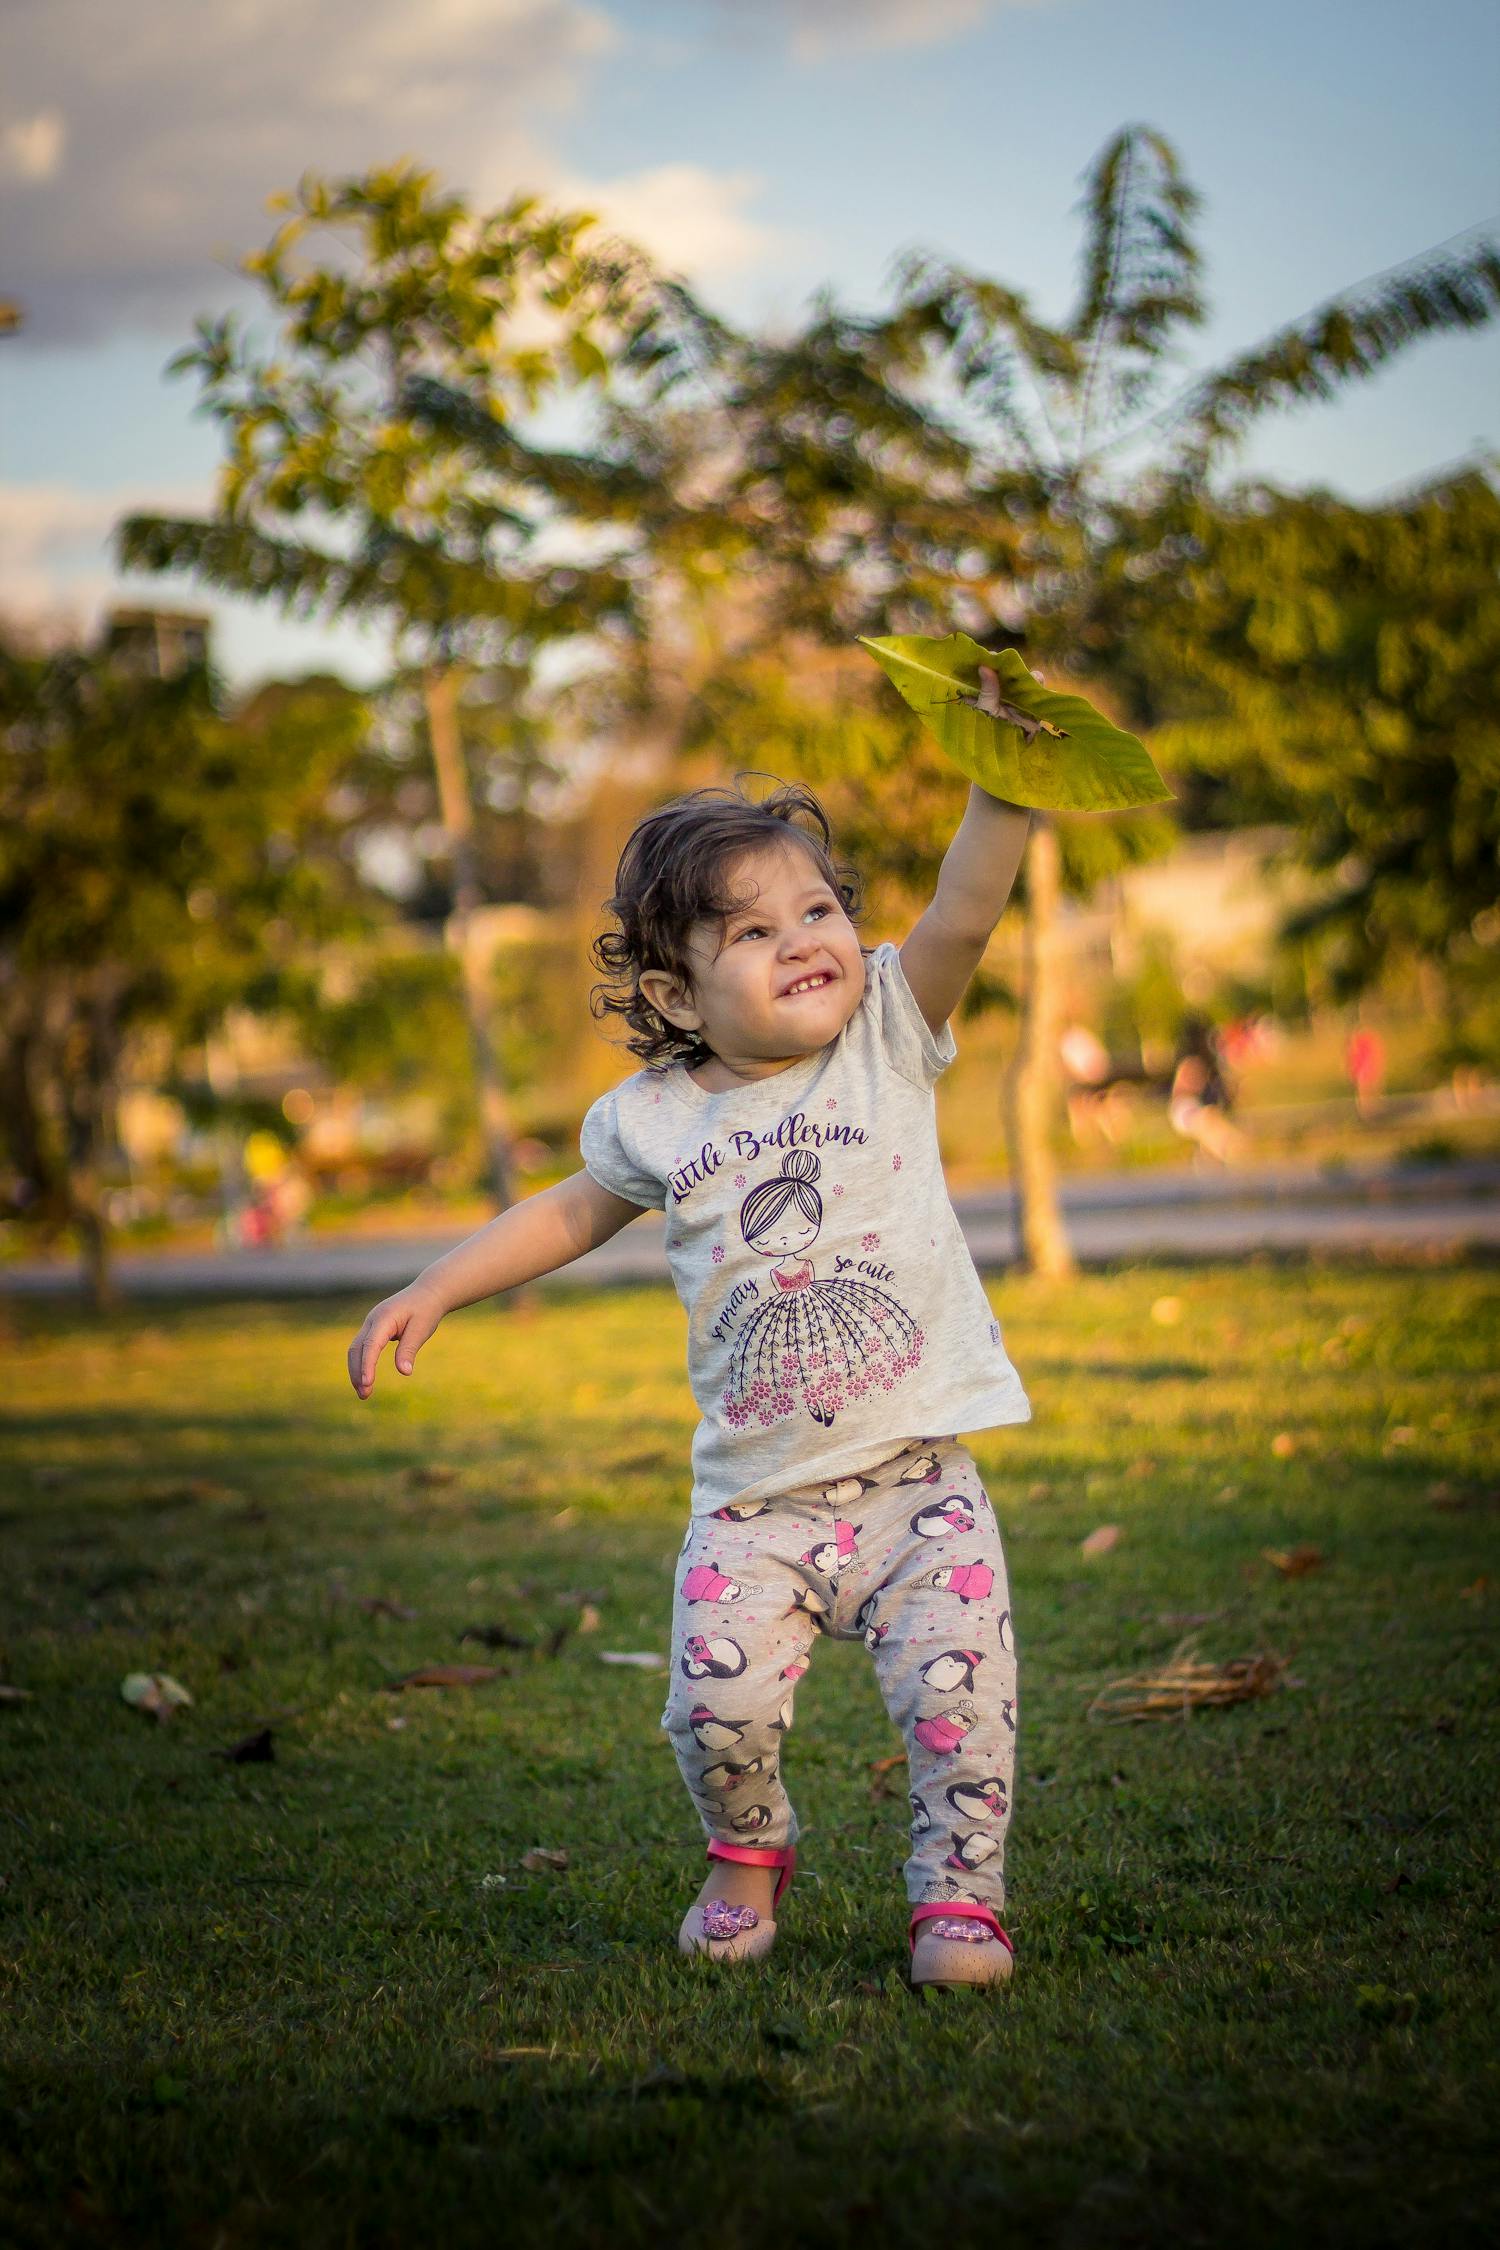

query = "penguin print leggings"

[{"left": 662, "top": 1436, "right": 1017, "bottom": 1913}]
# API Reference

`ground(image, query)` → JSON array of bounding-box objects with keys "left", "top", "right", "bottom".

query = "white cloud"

[
  {"left": 557, "top": 162, "right": 782, "bottom": 280},
  {"left": 1, "top": 109, "right": 66, "bottom": 183},
  {"left": 0, "top": 481, "right": 210, "bottom": 635},
  {"left": 760, "top": 0, "right": 1041, "bottom": 62},
  {"left": 0, "top": 0, "right": 620, "bottom": 343}
]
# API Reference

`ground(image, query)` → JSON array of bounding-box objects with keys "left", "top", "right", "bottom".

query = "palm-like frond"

[
  {"left": 1069, "top": 125, "right": 1206, "bottom": 449},
  {"left": 117, "top": 513, "right": 636, "bottom": 648},
  {"left": 1165, "top": 227, "right": 1500, "bottom": 464},
  {"left": 886, "top": 252, "right": 1078, "bottom": 469}
]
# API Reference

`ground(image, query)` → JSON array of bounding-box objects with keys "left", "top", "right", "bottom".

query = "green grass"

[{"left": 3, "top": 1263, "right": 1498, "bottom": 2248}]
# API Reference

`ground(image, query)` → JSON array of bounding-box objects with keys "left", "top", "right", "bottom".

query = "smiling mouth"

[{"left": 779, "top": 972, "right": 836, "bottom": 999}]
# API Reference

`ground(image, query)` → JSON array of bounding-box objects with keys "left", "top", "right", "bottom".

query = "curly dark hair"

[{"left": 590, "top": 775, "right": 864, "bottom": 1069}]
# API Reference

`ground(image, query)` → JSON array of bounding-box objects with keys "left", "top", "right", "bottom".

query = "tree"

[
  {"left": 622, "top": 127, "right": 1500, "bottom": 1270},
  {"left": 0, "top": 644, "right": 374, "bottom": 1307},
  {"left": 1144, "top": 465, "right": 1500, "bottom": 1059},
  {"left": 119, "top": 165, "right": 667, "bottom": 1208}
]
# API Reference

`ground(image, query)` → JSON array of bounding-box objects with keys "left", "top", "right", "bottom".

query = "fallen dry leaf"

[
  {"left": 1458, "top": 1576, "right": 1490, "bottom": 1602},
  {"left": 408, "top": 1465, "right": 460, "bottom": 1488},
  {"left": 1081, "top": 1524, "right": 1122, "bottom": 1558},
  {"left": 520, "top": 1847, "right": 569, "bottom": 1874},
  {"left": 384, "top": 1663, "right": 505, "bottom": 1691},
  {"left": 1262, "top": 1543, "right": 1326, "bottom": 1578},
  {"left": 212, "top": 1726, "right": 275, "bottom": 1764},
  {"left": 577, "top": 1604, "right": 602, "bottom": 1634},
  {"left": 598, "top": 1651, "right": 665, "bottom": 1670},
  {"left": 1384, "top": 1426, "right": 1417, "bottom": 1449},
  {"left": 0, "top": 1683, "right": 34, "bottom": 1705},
  {"left": 1270, "top": 1433, "right": 1297, "bottom": 1459},
  {"left": 359, "top": 1596, "right": 418, "bottom": 1621},
  {"left": 868, "top": 1751, "right": 904, "bottom": 1799},
  {"left": 120, "top": 1672, "right": 193, "bottom": 1722},
  {"left": 460, "top": 1623, "right": 533, "bottom": 1651}
]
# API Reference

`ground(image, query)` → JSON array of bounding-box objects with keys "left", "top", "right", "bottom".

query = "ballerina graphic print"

[{"left": 721, "top": 1150, "right": 924, "bottom": 1430}]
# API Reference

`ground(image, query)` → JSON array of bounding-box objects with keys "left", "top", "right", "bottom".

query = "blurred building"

[{"left": 102, "top": 605, "right": 212, "bottom": 679}]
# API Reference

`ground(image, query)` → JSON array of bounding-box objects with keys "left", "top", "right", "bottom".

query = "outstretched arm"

[{"left": 900, "top": 672, "right": 1032, "bottom": 1037}]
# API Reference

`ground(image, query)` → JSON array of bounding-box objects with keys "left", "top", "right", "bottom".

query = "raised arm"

[
  {"left": 900, "top": 668, "right": 1033, "bottom": 1035},
  {"left": 347, "top": 1168, "right": 645, "bottom": 1397}
]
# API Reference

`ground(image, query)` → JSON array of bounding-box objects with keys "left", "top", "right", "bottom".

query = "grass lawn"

[{"left": 3, "top": 1261, "right": 1497, "bottom": 2248}]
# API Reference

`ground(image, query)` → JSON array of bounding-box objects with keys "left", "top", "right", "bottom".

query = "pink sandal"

[
  {"left": 678, "top": 1841, "right": 796, "bottom": 1964},
  {"left": 909, "top": 1901, "right": 1015, "bottom": 1992}
]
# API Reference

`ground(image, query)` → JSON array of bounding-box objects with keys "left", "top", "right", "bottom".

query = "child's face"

[{"left": 640, "top": 840, "right": 864, "bottom": 1076}]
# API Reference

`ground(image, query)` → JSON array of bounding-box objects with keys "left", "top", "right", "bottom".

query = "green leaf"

[{"left": 858, "top": 631, "right": 1174, "bottom": 812}]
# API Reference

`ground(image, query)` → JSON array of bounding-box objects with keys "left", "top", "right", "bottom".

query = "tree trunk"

[
  {"left": 1004, "top": 816, "right": 1076, "bottom": 1280},
  {"left": 67, "top": 976, "right": 124, "bottom": 1313},
  {"left": 423, "top": 663, "right": 518, "bottom": 1212}
]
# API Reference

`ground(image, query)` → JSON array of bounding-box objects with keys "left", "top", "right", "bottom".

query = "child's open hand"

[{"left": 347, "top": 1285, "right": 445, "bottom": 1398}]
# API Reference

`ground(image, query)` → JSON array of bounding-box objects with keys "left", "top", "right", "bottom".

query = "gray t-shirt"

[{"left": 580, "top": 940, "right": 1031, "bottom": 1516}]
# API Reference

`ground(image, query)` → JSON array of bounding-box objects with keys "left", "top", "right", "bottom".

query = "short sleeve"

[
  {"left": 579, "top": 1083, "right": 667, "bottom": 1210},
  {"left": 864, "top": 941, "right": 958, "bottom": 1089}
]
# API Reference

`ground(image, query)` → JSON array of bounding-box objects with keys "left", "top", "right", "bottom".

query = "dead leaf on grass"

[
  {"left": 0, "top": 1683, "right": 34, "bottom": 1704},
  {"left": 359, "top": 1596, "right": 418, "bottom": 1621},
  {"left": 212, "top": 1726, "right": 275, "bottom": 1764},
  {"left": 868, "top": 1751, "right": 904, "bottom": 1799},
  {"left": 408, "top": 1466, "right": 460, "bottom": 1488},
  {"left": 1087, "top": 1642, "right": 1288, "bottom": 1723},
  {"left": 520, "top": 1847, "right": 569, "bottom": 1874},
  {"left": 1458, "top": 1576, "right": 1490, "bottom": 1602},
  {"left": 384, "top": 1663, "right": 506, "bottom": 1691},
  {"left": 577, "top": 1603, "right": 602, "bottom": 1634},
  {"left": 1081, "top": 1524, "right": 1122, "bottom": 1558},
  {"left": 120, "top": 1672, "right": 193, "bottom": 1722},
  {"left": 1262, "top": 1543, "right": 1326, "bottom": 1578},
  {"left": 460, "top": 1623, "right": 533, "bottom": 1651}
]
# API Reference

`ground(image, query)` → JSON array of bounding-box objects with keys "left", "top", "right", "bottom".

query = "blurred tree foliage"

[
  {"left": 1146, "top": 467, "right": 1500, "bottom": 1068},
  {"left": 589, "top": 127, "right": 1498, "bottom": 1268},
  {"left": 96, "top": 132, "right": 1499, "bottom": 1276},
  {"left": 0, "top": 647, "right": 375, "bottom": 1304},
  {"left": 118, "top": 164, "right": 674, "bottom": 1208}
]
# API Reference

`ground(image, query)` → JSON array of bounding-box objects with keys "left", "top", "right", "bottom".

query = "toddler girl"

[{"left": 348, "top": 727, "right": 1033, "bottom": 1991}]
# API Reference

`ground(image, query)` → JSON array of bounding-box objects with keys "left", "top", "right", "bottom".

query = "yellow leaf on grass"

[{"left": 1081, "top": 1524, "right": 1122, "bottom": 1558}]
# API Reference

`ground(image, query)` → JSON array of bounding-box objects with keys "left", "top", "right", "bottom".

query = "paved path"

[{"left": 5, "top": 1159, "right": 1495, "bottom": 1301}]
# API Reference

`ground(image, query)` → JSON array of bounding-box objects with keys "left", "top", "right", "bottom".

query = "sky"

[{"left": 2, "top": 0, "right": 1497, "bottom": 687}]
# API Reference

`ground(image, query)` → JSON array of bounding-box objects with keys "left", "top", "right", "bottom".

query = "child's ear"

[{"left": 639, "top": 967, "right": 701, "bottom": 1033}]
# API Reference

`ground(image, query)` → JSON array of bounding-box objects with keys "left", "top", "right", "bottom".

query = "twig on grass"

[{"left": 1086, "top": 1636, "right": 1290, "bottom": 1723}]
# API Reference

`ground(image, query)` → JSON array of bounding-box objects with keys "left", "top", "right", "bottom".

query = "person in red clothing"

[{"left": 1345, "top": 1025, "right": 1387, "bottom": 1119}]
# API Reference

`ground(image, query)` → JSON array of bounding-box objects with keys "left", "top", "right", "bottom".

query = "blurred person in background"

[
  {"left": 1344, "top": 1024, "right": 1387, "bottom": 1119},
  {"left": 1168, "top": 1015, "right": 1246, "bottom": 1165}
]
